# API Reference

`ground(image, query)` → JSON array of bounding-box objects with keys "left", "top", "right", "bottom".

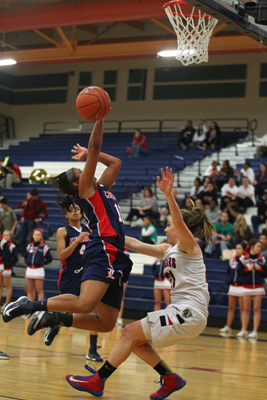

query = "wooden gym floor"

[{"left": 1, "top": 317, "right": 266, "bottom": 400}]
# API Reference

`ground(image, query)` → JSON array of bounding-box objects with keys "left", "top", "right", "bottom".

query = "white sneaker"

[
  {"left": 219, "top": 326, "right": 232, "bottom": 334},
  {"left": 116, "top": 318, "right": 123, "bottom": 327},
  {"left": 248, "top": 331, "right": 258, "bottom": 340},
  {"left": 236, "top": 330, "right": 248, "bottom": 339}
]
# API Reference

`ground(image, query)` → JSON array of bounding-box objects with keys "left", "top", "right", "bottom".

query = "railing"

[
  {"left": 122, "top": 178, "right": 140, "bottom": 209},
  {"left": 192, "top": 146, "right": 208, "bottom": 176},
  {"left": 168, "top": 155, "right": 186, "bottom": 187},
  {"left": 145, "top": 166, "right": 161, "bottom": 196},
  {"left": 0, "top": 114, "right": 15, "bottom": 146}
]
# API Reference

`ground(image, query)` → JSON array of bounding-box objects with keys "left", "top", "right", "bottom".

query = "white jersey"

[{"left": 163, "top": 245, "right": 209, "bottom": 317}]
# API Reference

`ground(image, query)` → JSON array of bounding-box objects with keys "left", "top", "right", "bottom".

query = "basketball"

[{"left": 76, "top": 86, "right": 111, "bottom": 121}]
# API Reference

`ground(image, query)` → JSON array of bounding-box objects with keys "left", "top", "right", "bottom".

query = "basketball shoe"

[
  {"left": 44, "top": 327, "right": 60, "bottom": 346},
  {"left": 2, "top": 296, "right": 34, "bottom": 323},
  {"left": 66, "top": 364, "right": 104, "bottom": 397},
  {"left": 0, "top": 351, "right": 10, "bottom": 360},
  {"left": 150, "top": 373, "right": 186, "bottom": 400},
  {"left": 27, "top": 311, "right": 61, "bottom": 335},
  {"left": 86, "top": 347, "right": 103, "bottom": 362}
]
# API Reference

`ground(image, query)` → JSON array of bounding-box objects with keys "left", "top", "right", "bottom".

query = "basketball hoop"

[{"left": 163, "top": 0, "right": 218, "bottom": 66}]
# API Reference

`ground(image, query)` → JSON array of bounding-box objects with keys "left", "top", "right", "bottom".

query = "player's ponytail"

[{"left": 50, "top": 168, "right": 77, "bottom": 196}]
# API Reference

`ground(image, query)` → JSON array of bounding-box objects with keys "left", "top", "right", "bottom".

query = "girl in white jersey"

[{"left": 66, "top": 167, "right": 214, "bottom": 400}]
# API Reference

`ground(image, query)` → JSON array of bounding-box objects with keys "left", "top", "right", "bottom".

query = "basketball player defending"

[{"left": 66, "top": 167, "right": 214, "bottom": 399}]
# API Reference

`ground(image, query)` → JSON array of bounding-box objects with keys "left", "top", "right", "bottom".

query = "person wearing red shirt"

[
  {"left": 130, "top": 129, "right": 148, "bottom": 158},
  {"left": 0, "top": 161, "right": 22, "bottom": 188},
  {"left": 20, "top": 188, "right": 48, "bottom": 256}
]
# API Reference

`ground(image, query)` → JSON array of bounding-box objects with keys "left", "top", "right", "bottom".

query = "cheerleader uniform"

[
  {"left": 227, "top": 256, "right": 244, "bottom": 297},
  {"left": 0, "top": 237, "right": 11, "bottom": 274},
  {"left": 153, "top": 258, "right": 172, "bottom": 290},
  {"left": 25, "top": 241, "right": 52, "bottom": 279},
  {"left": 239, "top": 253, "right": 267, "bottom": 296},
  {"left": 58, "top": 223, "right": 90, "bottom": 296},
  {"left": 141, "top": 245, "right": 209, "bottom": 348},
  {"left": 2, "top": 241, "right": 18, "bottom": 278}
]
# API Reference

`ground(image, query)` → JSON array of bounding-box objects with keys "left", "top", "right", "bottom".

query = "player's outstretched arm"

[{"left": 125, "top": 235, "right": 168, "bottom": 258}]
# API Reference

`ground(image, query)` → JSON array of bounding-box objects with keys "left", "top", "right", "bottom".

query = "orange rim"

[{"left": 163, "top": 0, "right": 212, "bottom": 18}]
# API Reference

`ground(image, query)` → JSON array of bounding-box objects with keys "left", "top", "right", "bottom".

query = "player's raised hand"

[
  {"left": 157, "top": 167, "right": 174, "bottom": 195},
  {"left": 71, "top": 143, "right": 88, "bottom": 161}
]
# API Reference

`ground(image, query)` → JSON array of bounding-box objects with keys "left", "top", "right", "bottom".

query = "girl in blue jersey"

[
  {"left": 3, "top": 119, "right": 132, "bottom": 338},
  {"left": 1, "top": 230, "right": 18, "bottom": 306}
]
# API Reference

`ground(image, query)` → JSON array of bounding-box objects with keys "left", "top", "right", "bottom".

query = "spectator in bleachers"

[
  {"left": 159, "top": 188, "right": 180, "bottom": 227},
  {"left": 204, "top": 161, "right": 220, "bottom": 182},
  {"left": 205, "top": 200, "right": 221, "bottom": 224},
  {"left": 220, "top": 177, "right": 239, "bottom": 211},
  {"left": 197, "top": 182, "right": 218, "bottom": 209},
  {"left": 251, "top": 163, "right": 267, "bottom": 199},
  {"left": 181, "top": 197, "right": 194, "bottom": 210},
  {"left": 195, "top": 198, "right": 203, "bottom": 208},
  {"left": 256, "top": 133, "right": 267, "bottom": 158},
  {"left": 191, "top": 122, "right": 207, "bottom": 149},
  {"left": 140, "top": 216, "right": 157, "bottom": 245},
  {"left": 240, "top": 161, "right": 255, "bottom": 183},
  {"left": 219, "top": 241, "right": 246, "bottom": 336},
  {"left": 152, "top": 255, "right": 171, "bottom": 311},
  {"left": 0, "top": 161, "right": 22, "bottom": 189},
  {"left": 204, "top": 212, "right": 233, "bottom": 258},
  {"left": 15, "top": 191, "right": 31, "bottom": 215},
  {"left": 202, "top": 121, "right": 221, "bottom": 151},
  {"left": 235, "top": 176, "right": 256, "bottom": 212},
  {"left": 125, "top": 187, "right": 158, "bottom": 226},
  {"left": 178, "top": 120, "right": 195, "bottom": 150},
  {"left": 224, "top": 200, "right": 240, "bottom": 225},
  {"left": 259, "top": 233, "right": 267, "bottom": 258},
  {"left": 215, "top": 160, "right": 235, "bottom": 190},
  {"left": 251, "top": 189, "right": 267, "bottom": 233},
  {"left": 128, "top": 129, "right": 147, "bottom": 158},
  {"left": 232, "top": 215, "right": 252, "bottom": 247},
  {"left": 20, "top": 188, "right": 49, "bottom": 256},
  {"left": 189, "top": 177, "right": 204, "bottom": 200},
  {"left": 0, "top": 198, "right": 21, "bottom": 247},
  {"left": 237, "top": 239, "right": 267, "bottom": 340}
]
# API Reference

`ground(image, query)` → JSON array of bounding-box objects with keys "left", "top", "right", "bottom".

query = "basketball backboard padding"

[{"left": 184, "top": 0, "right": 267, "bottom": 45}]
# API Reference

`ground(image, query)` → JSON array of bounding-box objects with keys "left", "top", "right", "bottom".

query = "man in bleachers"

[
  {"left": 235, "top": 176, "right": 256, "bottom": 212},
  {"left": 0, "top": 198, "right": 21, "bottom": 246},
  {"left": 204, "top": 212, "right": 233, "bottom": 258},
  {"left": 251, "top": 189, "right": 267, "bottom": 233},
  {"left": 205, "top": 200, "right": 221, "bottom": 224},
  {"left": 259, "top": 233, "right": 267, "bottom": 258},
  {"left": 0, "top": 161, "right": 22, "bottom": 189},
  {"left": 220, "top": 177, "right": 239, "bottom": 211},
  {"left": 215, "top": 160, "right": 235, "bottom": 190}
]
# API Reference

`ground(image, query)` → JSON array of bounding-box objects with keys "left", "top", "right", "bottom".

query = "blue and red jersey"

[
  {"left": 60, "top": 224, "right": 90, "bottom": 271},
  {"left": 239, "top": 253, "right": 267, "bottom": 287},
  {"left": 2, "top": 241, "right": 18, "bottom": 270},
  {"left": 25, "top": 241, "right": 52, "bottom": 267},
  {"left": 228, "top": 256, "right": 244, "bottom": 285}
]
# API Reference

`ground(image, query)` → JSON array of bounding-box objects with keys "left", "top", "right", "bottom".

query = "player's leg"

[
  {"left": 163, "top": 289, "right": 171, "bottom": 307},
  {"left": 0, "top": 272, "right": 4, "bottom": 306}
]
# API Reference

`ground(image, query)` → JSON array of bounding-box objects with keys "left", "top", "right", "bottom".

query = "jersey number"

[
  {"left": 114, "top": 204, "right": 124, "bottom": 223},
  {"left": 79, "top": 244, "right": 86, "bottom": 255}
]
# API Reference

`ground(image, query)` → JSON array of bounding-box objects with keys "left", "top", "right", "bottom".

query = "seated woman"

[
  {"left": 140, "top": 216, "right": 157, "bottom": 244},
  {"left": 129, "top": 129, "right": 147, "bottom": 158},
  {"left": 252, "top": 163, "right": 267, "bottom": 199},
  {"left": 202, "top": 121, "right": 221, "bottom": 151},
  {"left": 189, "top": 177, "right": 204, "bottom": 201},
  {"left": 191, "top": 122, "right": 207, "bottom": 148},
  {"left": 240, "top": 161, "right": 255, "bottom": 183},
  {"left": 125, "top": 187, "right": 158, "bottom": 226},
  {"left": 232, "top": 214, "right": 252, "bottom": 247},
  {"left": 197, "top": 182, "right": 218, "bottom": 209},
  {"left": 178, "top": 120, "right": 195, "bottom": 151}
]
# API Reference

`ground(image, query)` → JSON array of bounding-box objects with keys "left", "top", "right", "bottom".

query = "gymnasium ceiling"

[{"left": 0, "top": 0, "right": 264, "bottom": 65}]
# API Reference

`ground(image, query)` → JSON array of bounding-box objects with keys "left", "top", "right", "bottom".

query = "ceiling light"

[
  {"left": 0, "top": 58, "right": 17, "bottom": 66},
  {"left": 157, "top": 50, "right": 177, "bottom": 57}
]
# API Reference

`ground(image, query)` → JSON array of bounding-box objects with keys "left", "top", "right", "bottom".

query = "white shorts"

[
  {"left": 25, "top": 267, "right": 45, "bottom": 280},
  {"left": 0, "top": 264, "right": 4, "bottom": 273},
  {"left": 228, "top": 285, "right": 243, "bottom": 297},
  {"left": 141, "top": 303, "right": 207, "bottom": 348},
  {"left": 154, "top": 279, "right": 172, "bottom": 290},
  {"left": 2, "top": 269, "right": 12, "bottom": 277},
  {"left": 242, "top": 287, "right": 266, "bottom": 296}
]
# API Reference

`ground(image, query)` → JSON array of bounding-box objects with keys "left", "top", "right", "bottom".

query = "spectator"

[
  {"left": 252, "top": 163, "right": 267, "bottom": 199},
  {"left": 235, "top": 176, "right": 256, "bottom": 212},
  {"left": 232, "top": 215, "right": 252, "bottom": 246},
  {"left": 219, "top": 242, "right": 246, "bottom": 336},
  {"left": 195, "top": 198, "right": 203, "bottom": 208},
  {"left": 197, "top": 182, "right": 218, "bottom": 209},
  {"left": 0, "top": 161, "right": 22, "bottom": 188},
  {"left": 220, "top": 177, "right": 239, "bottom": 211},
  {"left": 256, "top": 133, "right": 267, "bottom": 158},
  {"left": 189, "top": 177, "right": 204, "bottom": 201},
  {"left": 125, "top": 187, "right": 158, "bottom": 226},
  {"left": 204, "top": 161, "right": 221, "bottom": 183},
  {"left": 14, "top": 191, "right": 31, "bottom": 215},
  {"left": 20, "top": 188, "right": 49, "bottom": 255},
  {"left": 204, "top": 212, "right": 233, "bottom": 258},
  {"left": 0, "top": 198, "right": 21, "bottom": 246},
  {"left": 205, "top": 200, "right": 221, "bottom": 224},
  {"left": 251, "top": 189, "right": 267, "bottom": 233},
  {"left": 178, "top": 120, "right": 195, "bottom": 150},
  {"left": 181, "top": 197, "right": 194, "bottom": 210},
  {"left": 259, "top": 233, "right": 267, "bottom": 258},
  {"left": 215, "top": 160, "right": 235, "bottom": 190},
  {"left": 240, "top": 161, "right": 255, "bottom": 183},
  {"left": 129, "top": 129, "right": 147, "bottom": 158},
  {"left": 224, "top": 200, "right": 240, "bottom": 225},
  {"left": 191, "top": 122, "right": 207, "bottom": 148},
  {"left": 152, "top": 255, "right": 171, "bottom": 311},
  {"left": 202, "top": 121, "right": 221, "bottom": 151},
  {"left": 140, "top": 216, "right": 157, "bottom": 244},
  {"left": 237, "top": 239, "right": 267, "bottom": 340},
  {"left": 159, "top": 188, "right": 181, "bottom": 227},
  {"left": 1, "top": 230, "right": 18, "bottom": 306},
  {"left": 25, "top": 228, "right": 52, "bottom": 301}
]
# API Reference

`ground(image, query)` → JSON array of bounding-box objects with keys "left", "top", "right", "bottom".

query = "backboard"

[{"left": 184, "top": 0, "right": 267, "bottom": 45}]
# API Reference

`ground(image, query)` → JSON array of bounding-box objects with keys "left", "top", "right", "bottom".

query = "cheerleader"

[
  {"left": 1, "top": 230, "right": 18, "bottom": 306},
  {"left": 25, "top": 228, "right": 52, "bottom": 301}
]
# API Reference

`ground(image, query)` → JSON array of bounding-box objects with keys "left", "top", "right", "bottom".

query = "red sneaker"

[
  {"left": 66, "top": 365, "right": 104, "bottom": 397},
  {"left": 150, "top": 373, "right": 186, "bottom": 400}
]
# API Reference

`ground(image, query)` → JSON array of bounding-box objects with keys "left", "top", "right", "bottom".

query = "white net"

[{"left": 164, "top": 1, "right": 218, "bottom": 66}]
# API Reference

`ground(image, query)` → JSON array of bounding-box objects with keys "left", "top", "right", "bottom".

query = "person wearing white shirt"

[
  {"left": 240, "top": 162, "right": 255, "bottom": 183},
  {"left": 220, "top": 177, "right": 239, "bottom": 210},
  {"left": 235, "top": 176, "right": 256, "bottom": 211}
]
